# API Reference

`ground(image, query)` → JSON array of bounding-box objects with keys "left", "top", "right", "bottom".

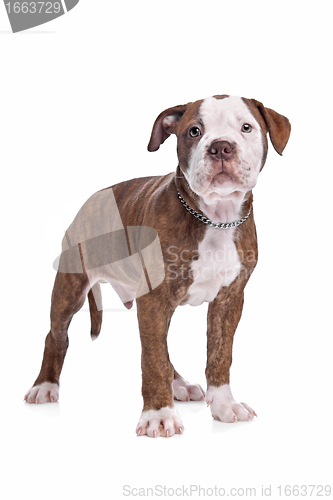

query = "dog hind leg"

[
  {"left": 172, "top": 369, "right": 205, "bottom": 402},
  {"left": 24, "top": 270, "right": 89, "bottom": 404}
]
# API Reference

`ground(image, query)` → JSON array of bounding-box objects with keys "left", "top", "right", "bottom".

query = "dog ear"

[
  {"left": 147, "top": 104, "right": 188, "bottom": 152},
  {"left": 254, "top": 101, "right": 291, "bottom": 155}
]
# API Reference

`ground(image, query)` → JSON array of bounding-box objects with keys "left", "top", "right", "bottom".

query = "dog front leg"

[
  {"left": 205, "top": 284, "right": 257, "bottom": 423},
  {"left": 135, "top": 295, "right": 184, "bottom": 438}
]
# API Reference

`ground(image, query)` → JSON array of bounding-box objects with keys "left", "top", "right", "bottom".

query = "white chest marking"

[{"left": 186, "top": 226, "right": 241, "bottom": 306}]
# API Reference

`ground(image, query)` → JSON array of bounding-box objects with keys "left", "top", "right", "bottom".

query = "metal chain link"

[{"left": 177, "top": 190, "right": 252, "bottom": 229}]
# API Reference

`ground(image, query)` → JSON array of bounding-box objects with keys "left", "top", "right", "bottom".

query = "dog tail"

[{"left": 88, "top": 283, "right": 102, "bottom": 341}]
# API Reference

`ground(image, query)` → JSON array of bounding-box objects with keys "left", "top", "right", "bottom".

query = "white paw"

[
  {"left": 173, "top": 378, "right": 205, "bottom": 401},
  {"left": 206, "top": 384, "right": 257, "bottom": 423},
  {"left": 24, "top": 382, "right": 59, "bottom": 404},
  {"left": 136, "top": 406, "right": 184, "bottom": 438}
]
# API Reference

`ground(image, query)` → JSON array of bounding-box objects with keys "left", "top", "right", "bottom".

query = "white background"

[{"left": 1, "top": 1, "right": 332, "bottom": 498}]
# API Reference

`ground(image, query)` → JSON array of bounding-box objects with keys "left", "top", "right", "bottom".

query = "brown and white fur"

[{"left": 24, "top": 95, "right": 291, "bottom": 438}]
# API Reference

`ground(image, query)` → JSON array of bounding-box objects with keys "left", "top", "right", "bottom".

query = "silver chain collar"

[{"left": 176, "top": 190, "right": 252, "bottom": 229}]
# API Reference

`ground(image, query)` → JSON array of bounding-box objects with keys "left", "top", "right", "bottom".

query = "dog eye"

[
  {"left": 189, "top": 126, "right": 201, "bottom": 138},
  {"left": 241, "top": 123, "right": 252, "bottom": 133}
]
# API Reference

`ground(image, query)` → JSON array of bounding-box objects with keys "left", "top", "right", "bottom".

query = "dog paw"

[
  {"left": 24, "top": 382, "right": 59, "bottom": 404},
  {"left": 173, "top": 378, "right": 205, "bottom": 401},
  {"left": 136, "top": 406, "right": 184, "bottom": 438},
  {"left": 206, "top": 384, "right": 256, "bottom": 423}
]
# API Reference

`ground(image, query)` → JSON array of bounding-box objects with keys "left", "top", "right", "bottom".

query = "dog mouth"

[
  {"left": 211, "top": 161, "right": 238, "bottom": 185},
  {"left": 213, "top": 170, "right": 234, "bottom": 181},
  {"left": 189, "top": 158, "right": 242, "bottom": 196}
]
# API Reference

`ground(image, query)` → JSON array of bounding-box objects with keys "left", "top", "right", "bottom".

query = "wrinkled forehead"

[
  {"left": 200, "top": 95, "right": 256, "bottom": 131},
  {"left": 180, "top": 95, "right": 257, "bottom": 134}
]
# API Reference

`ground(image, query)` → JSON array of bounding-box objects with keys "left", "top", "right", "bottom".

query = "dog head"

[{"left": 148, "top": 95, "right": 291, "bottom": 202}]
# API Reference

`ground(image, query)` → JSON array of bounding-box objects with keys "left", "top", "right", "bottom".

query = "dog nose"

[{"left": 209, "top": 141, "right": 233, "bottom": 160}]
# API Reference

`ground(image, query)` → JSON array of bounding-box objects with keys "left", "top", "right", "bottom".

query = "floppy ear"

[
  {"left": 255, "top": 101, "right": 291, "bottom": 155},
  {"left": 147, "top": 104, "right": 188, "bottom": 152}
]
